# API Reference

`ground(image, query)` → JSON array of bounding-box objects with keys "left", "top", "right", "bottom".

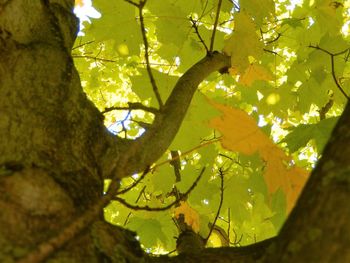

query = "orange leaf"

[
  {"left": 209, "top": 101, "right": 309, "bottom": 212},
  {"left": 208, "top": 102, "right": 270, "bottom": 155},
  {"left": 240, "top": 64, "right": 274, "bottom": 86},
  {"left": 174, "top": 201, "right": 200, "bottom": 233}
]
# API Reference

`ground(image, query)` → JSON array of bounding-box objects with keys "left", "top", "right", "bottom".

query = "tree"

[{"left": 1, "top": 0, "right": 350, "bottom": 262}]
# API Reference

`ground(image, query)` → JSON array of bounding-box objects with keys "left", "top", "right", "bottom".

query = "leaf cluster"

[{"left": 73, "top": 0, "right": 350, "bottom": 253}]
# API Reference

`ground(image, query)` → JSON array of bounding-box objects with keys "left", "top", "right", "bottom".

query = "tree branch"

[
  {"left": 209, "top": 0, "right": 223, "bottom": 52},
  {"left": 72, "top": 40, "right": 95, "bottom": 50},
  {"left": 138, "top": 0, "right": 164, "bottom": 108},
  {"left": 105, "top": 52, "right": 230, "bottom": 178},
  {"left": 72, "top": 54, "right": 117, "bottom": 63},
  {"left": 103, "top": 102, "right": 159, "bottom": 114}
]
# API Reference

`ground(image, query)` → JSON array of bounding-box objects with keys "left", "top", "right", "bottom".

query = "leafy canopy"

[{"left": 73, "top": 0, "right": 350, "bottom": 253}]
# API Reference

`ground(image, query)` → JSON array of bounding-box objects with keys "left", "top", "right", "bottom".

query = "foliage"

[{"left": 73, "top": 0, "right": 350, "bottom": 253}]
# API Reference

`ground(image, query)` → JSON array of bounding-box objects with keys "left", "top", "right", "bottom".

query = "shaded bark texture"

[{"left": 0, "top": 1, "right": 349, "bottom": 263}]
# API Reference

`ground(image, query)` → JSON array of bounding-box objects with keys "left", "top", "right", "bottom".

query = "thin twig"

[
  {"left": 110, "top": 110, "right": 131, "bottom": 138},
  {"left": 190, "top": 17, "right": 209, "bottom": 53},
  {"left": 151, "top": 139, "right": 219, "bottom": 171},
  {"left": 198, "top": 0, "right": 210, "bottom": 20},
  {"left": 135, "top": 185, "right": 147, "bottom": 203},
  {"left": 230, "top": 226, "right": 243, "bottom": 246},
  {"left": 72, "top": 40, "right": 95, "bottom": 50},
  {"left": 103, "top": 102, "right": 159, "bottom": 114},
  {"left": 124, "top": 0, "right": 139, "bottom": 7},
  {"left": 231, "top": 0, "right": 240, "bottom": 11},
  {"left": 113, "top": 167, "right": 205, "bottom": 211},
  {"left": 138, "top": 0, "right": 164, "bottom": 108},
  {"left": 209, "top": 0, "right": 223, "bottom": 52},
  {"left": 72, "top": 54, "right": 117, "bottom": 63},
  {"left": 204, "top": 167, "right": 224, "bottom": 243},
  {"left": 309, "top": 45, "right": 350, "bottom": 100},
  {"left": 265, "top": 33, "right": 281, "bottom": 44},
  {"left": 263, "top": 48, "right": 282, "bottom": 57},
  {"left": 117, "top": 172, "right": 149, "bottom": 195}
]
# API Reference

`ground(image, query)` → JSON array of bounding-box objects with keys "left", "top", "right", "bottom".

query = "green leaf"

[
  {"left": 281, "top": 18, "right": 304, "bottom": 28},
  {"left": 130, "top": 69, "right": 179, "bottom": 105},
  {"left": 240, "top": 0, "right": 275, "bottom": 26},
  {"left": 171, "top": 92, "right": 220, "bottom": 149},
  {"left": 149, "top": 163, "right": 174, "bottom": 194},
  {"left": 270, "top": 189, "right": 287, "bottom": 231},
  {"left": 298, "top": 77, "right": 329, "bottom": 113},
  {"left": 146, "top": 0, "right": 191, "bottom": 48},
  {"left": 127, "top": 217, "right": 171, "bottom": 248},
  {"left": 223, "top": 12, "right": 264, "bottom": 72},
  {"left": 87, "top": 0, "right": 141, "bottom": 54},
  {"left": 282, "top": 117, "right": 339, "bottom": 152},
  {"left": 312, "top": 0, "right": 345, "bottom": 35}
]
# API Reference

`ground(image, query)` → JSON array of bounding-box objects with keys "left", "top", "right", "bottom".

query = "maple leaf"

[
  {"left": 239, "top": 64, "right": 274, "bottom": 86},
  {"left": 209, "top": 101, "right": 309, "bottom": 212},
  {"left": 208, "top": 102, "right": 270, "bottom": 155},
  {"left": 174, "top": 201, "right": 200, "bottom": 233},
  {"left": 223, "top": 12, "right": 264, "bottom": 73},
  {"left": 314, "top": 0, "right": 343, "bottom": 34},
  {"left": 240, "top": 0, "right": 275, "bottom": 25}
]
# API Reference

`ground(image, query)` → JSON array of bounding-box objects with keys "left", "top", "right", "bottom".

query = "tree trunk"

[
  {"left": 0, "top": 0, "right": 114, "bottom": 261},
  {"left": 1, "top": 1, "right": 350, "bottom": 263}
]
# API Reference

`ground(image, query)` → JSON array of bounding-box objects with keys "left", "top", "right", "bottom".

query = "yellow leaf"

[
  {"left": 223, "top": 12, "right": 264, "bottom": 73},
  {"left": 75, "top": 0, "right": 84, "bottom": 7},
  {"left": 260, "top": 145, "right": 290, "bottom": 193},
  {"left": 208, "top": 101, "right": 309, "bottom": 212},
  {"left": 314, "top": 0, "right": 343, "bottom": 33},
  {"left": 174, "top": 201, "right": 200, "bottom": 233},
  {"left": 239, "top": 64, "right": 274, "bottom": 86},
  {"left": 209, "top": 103, "right": 270, "bottom": 155}
]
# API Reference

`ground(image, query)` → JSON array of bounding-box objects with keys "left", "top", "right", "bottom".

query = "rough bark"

[
  {"left": 0, "top": 0, "right": 111, "bottom": 261},
  {"left": 1, "top": 1, "right": 350, "bottom": 263}
]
